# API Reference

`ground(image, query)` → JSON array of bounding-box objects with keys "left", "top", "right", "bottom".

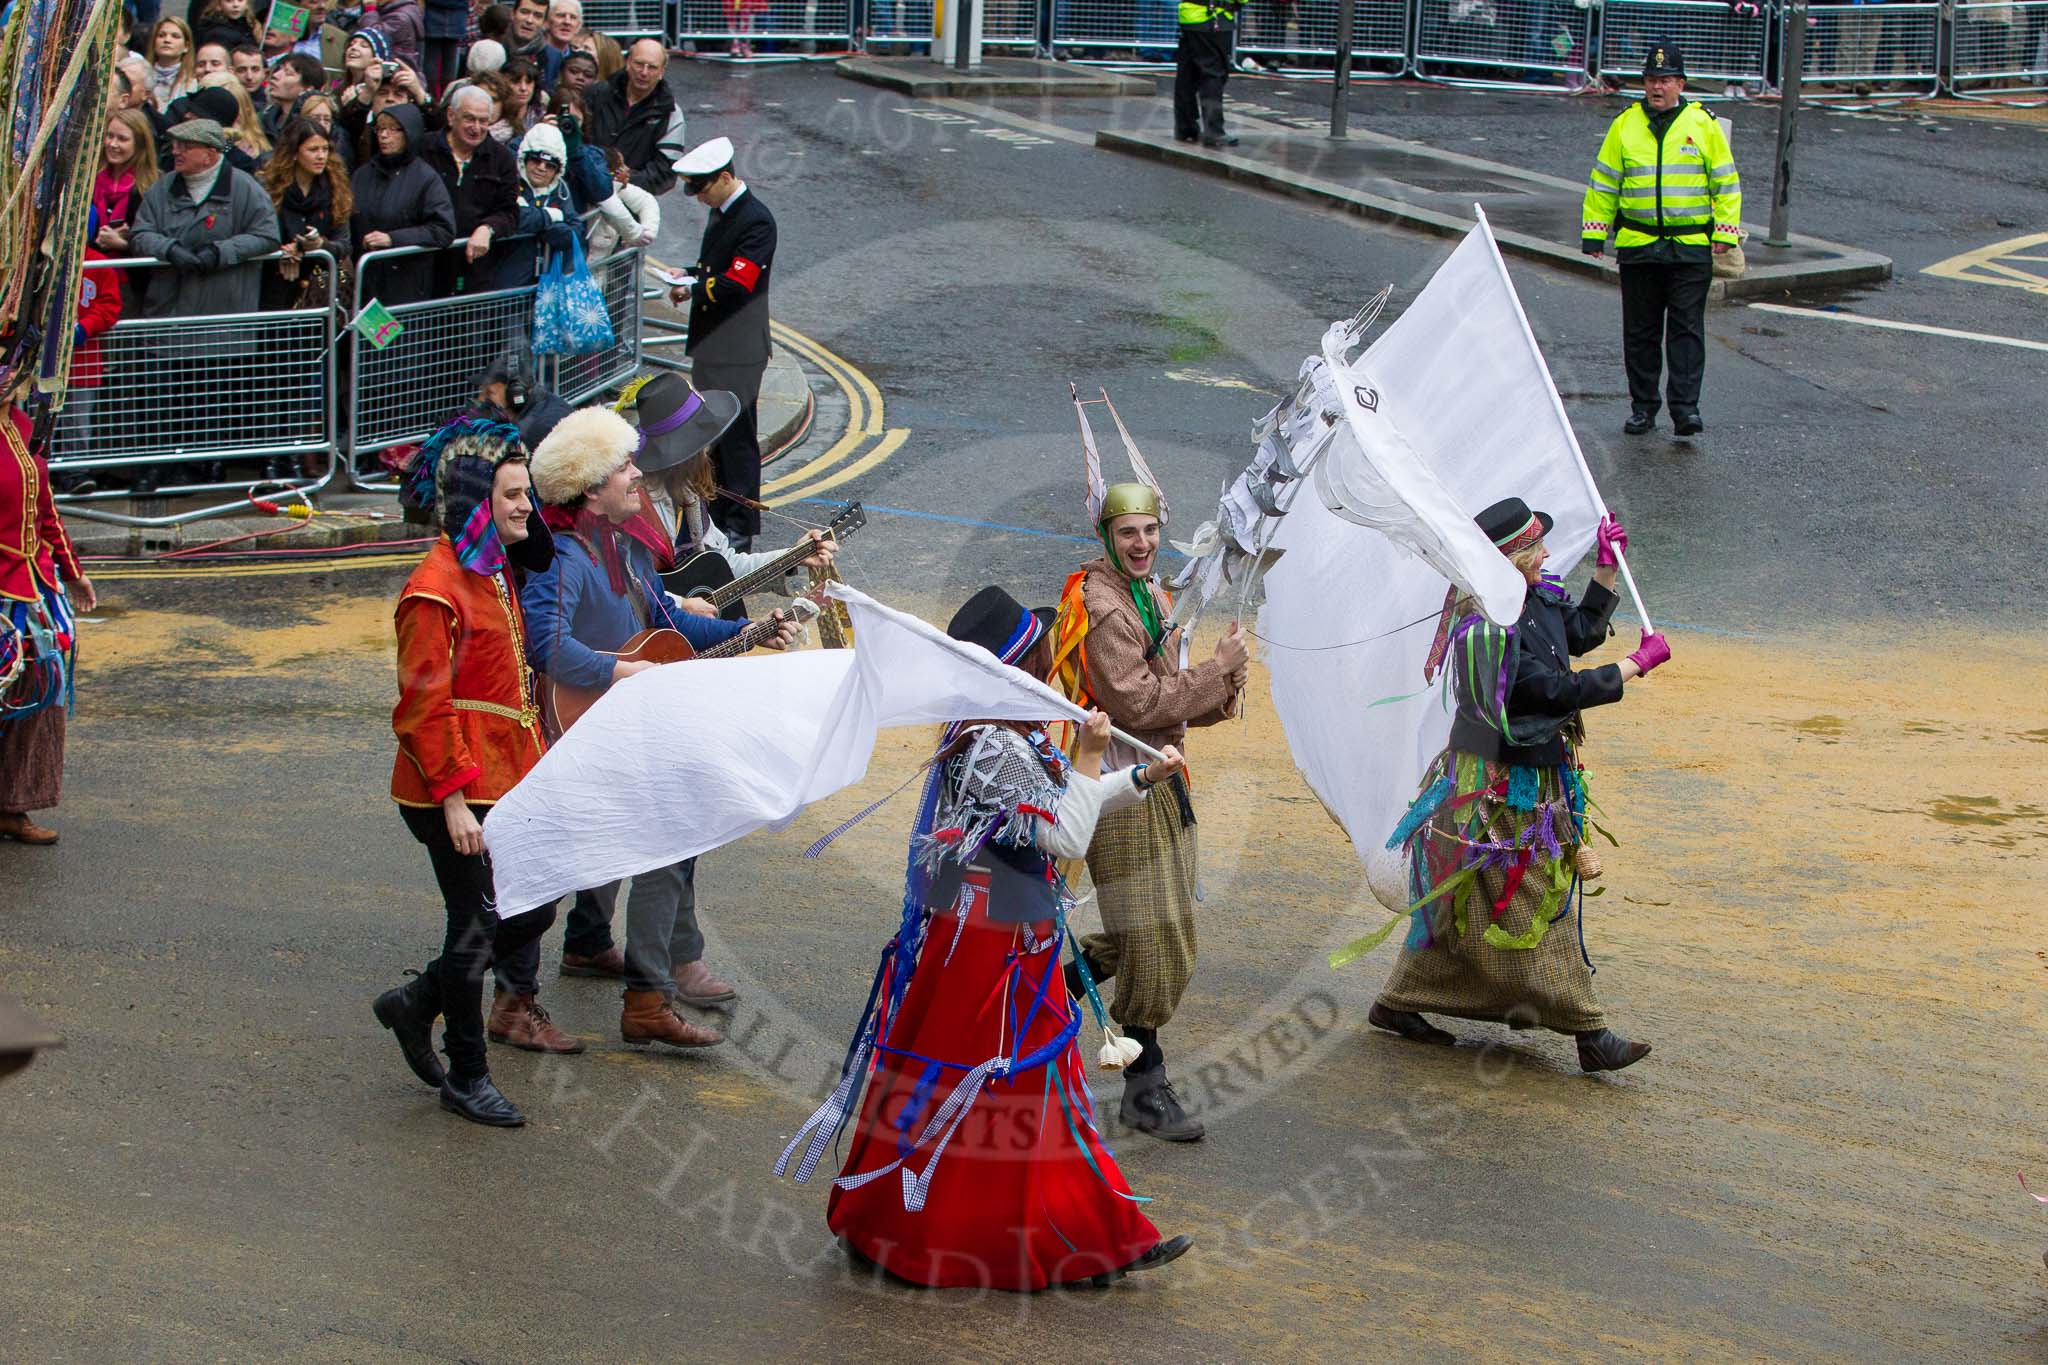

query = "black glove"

[
  {"left": 194, "top": 244, "right": 222, "bottom": 271},
  {"left": 165, "top": 245, "right": 201, "bottom": 270}
]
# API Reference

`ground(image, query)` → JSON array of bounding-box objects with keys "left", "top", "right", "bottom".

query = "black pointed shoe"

[
  {"left": 1671, "top": 410, "right": 1704, "bottom": 436},
  {"left": 1089, "top": 1234, "right": 1194, "bottom": 1286},
  {"left": 1576, "top": 1028, "right": 1653, "bottom": 1073},
  {"left": 1120, "top": 1070, "right": 1205, "bottom": 1143},
  {"left": 439, "top": 1074, "right": 526, "bottom": 1127},
  {"left": 372, "top": 970, "right": 444, "bottom": 1088},
  {"left": 1368, "top": 1001, "right": 1457, "bottom": 1046},
  {"left": 1623, "top": 410, "right": 1656, "bottom": 435}
]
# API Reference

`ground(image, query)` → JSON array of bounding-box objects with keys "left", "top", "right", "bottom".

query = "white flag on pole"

[
  {"left": 481, "top": 586, "right": 1096, "bottom": 917},
  {"left": 1259, "top": 212, "right": 1609, "bottom": 875}
]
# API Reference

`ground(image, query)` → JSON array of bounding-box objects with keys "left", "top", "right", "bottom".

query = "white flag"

[
  {"left": 481, "top": 586, "right": 1094, "bottom": 916},
  {"left": 1259, "top": 213, "right": 1607, "bottom": 874}
]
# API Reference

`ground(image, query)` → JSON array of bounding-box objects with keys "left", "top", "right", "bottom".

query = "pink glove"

[
  {"left": 1627, "top": 631, "right": 1670, "bottom": 675},
  {"left": 1596, "top": 514, "right": 1628, "bottom": 569}
]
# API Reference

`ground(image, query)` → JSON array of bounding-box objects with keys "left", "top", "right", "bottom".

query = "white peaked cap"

[{"left": 672, "top": 135, "right": 735, "bottom": 176}]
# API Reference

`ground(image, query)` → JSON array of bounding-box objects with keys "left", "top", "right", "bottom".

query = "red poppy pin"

[{"left": 203, "top": 214, "right": 216, "bottom": 229}]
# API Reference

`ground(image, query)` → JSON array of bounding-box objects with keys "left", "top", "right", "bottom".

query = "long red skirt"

[{"left": 826, "top": 872, "right": 1160, "bottom": 1289}]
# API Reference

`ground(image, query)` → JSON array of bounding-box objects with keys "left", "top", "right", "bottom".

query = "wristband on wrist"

[{"left": 1131, "top": 764, "right": 1152, "bottom": 791}]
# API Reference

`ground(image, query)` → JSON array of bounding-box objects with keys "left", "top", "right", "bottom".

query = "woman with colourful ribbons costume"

[
  {"left": 1365, "top": 497, "right": 1669, "bottom": 1073},
  {"left": 372, "top": 417, "right": 566, "bottom": 1127},
  {"left": 779, "top": 586, "right": 1195, "bottom": 1290},
  {"left": 0, "top": 406, "right": 96, "bottom": 846}
]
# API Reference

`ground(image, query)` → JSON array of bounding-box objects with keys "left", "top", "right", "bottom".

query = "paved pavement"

[
  {"left": 7, "top": 64, "right": 2048, "bottom": 1362},
  {"left": 1094, "top": 124, "right": 1892, "bottom": 298}
]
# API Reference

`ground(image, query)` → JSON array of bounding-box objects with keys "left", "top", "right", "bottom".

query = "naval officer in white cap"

[{"left": 666, "top": 135, "right": 777, "bottom": 550}]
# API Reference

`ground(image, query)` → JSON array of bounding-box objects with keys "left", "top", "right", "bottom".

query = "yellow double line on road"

[{"left": 762, "top": 320, "right": 909, "bottom": 507}]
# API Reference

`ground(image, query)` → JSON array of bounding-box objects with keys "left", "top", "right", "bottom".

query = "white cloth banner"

[
  {"left": 1259, "top": 212, "right": 1609, "bottom": 873},
  {"left": 482, "top": 585, "right": 1092, "bottom": 917}
]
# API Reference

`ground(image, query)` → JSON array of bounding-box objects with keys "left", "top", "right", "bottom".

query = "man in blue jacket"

[{"left": 509, "top": 406, "right": 797, "bottom": 1052}]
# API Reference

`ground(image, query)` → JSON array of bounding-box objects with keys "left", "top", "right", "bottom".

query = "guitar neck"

[
  {"left": 708, "top": 545, "right": 815, "bottom": 609},
  {"left": 699, "top": 618, "right": 780, "bottom": 660}
]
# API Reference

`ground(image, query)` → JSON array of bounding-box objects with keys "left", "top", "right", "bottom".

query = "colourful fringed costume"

[
  {"left": 1, "top": 409, "right": 82, "bottom": 819},
  {"left": 1370, "top": 575, "right": 1623, "bottom": 1034}
]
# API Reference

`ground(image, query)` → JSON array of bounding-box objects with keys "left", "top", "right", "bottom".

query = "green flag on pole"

[{"left": 267, "top": 1, "right": 310, "bottom": 38}]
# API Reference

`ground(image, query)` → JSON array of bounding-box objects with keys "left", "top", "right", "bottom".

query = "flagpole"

[{"left": 1471, "top": 205, "right": 1656, "bottom": 635}]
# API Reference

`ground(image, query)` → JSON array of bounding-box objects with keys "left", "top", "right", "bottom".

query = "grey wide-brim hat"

[{"left": 627, "top": 372, "right": 742, "bottom": 475}]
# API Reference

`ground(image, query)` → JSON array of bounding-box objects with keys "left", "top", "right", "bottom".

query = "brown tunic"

[{"left": 1072, "top": 559, "right": 1235, "bottom": 1029}]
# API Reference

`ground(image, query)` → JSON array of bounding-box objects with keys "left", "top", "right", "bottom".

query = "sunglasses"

[
  {"left": 523, "top": 152, "right": 562, "bottom": 166},
  {"left": 683, "top": 175, "right": 716, "bottom": 195}
]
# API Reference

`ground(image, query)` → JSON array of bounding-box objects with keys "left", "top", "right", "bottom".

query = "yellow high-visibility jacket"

[
  {"left": 1178, "top": 0, "right": 1240, "bottom": 23},
  {"left": 1581, "top": 101, "right": 1741, "bottom": 252}
]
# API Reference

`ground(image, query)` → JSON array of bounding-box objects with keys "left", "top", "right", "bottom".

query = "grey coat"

[{"left": 129, "top": 165, "right": 282, "bottom": 319}]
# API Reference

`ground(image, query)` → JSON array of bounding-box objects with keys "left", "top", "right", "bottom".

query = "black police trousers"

[
  {"left": 1619, "top": 259, "right": 1712, "bottom": 416},
  {"left": 1174, "top": 23, "right": 1232, "bottom": 142}
]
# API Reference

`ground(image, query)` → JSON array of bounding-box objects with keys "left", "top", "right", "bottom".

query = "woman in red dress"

[{"left": 780, "top": 586, "right": 1195, "bottom": 1290}]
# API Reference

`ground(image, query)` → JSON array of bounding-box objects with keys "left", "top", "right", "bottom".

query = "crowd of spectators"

[{"left": 75, "top": 0, "right": 671, "bottom": 493}]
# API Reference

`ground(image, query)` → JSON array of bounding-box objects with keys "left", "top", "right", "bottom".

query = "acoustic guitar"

[
  {"left": 545, "top": 596, "right": 822, "bottom": 735},
  {"left": 661, "top": 501, "right": 867, "bottom": 621}
]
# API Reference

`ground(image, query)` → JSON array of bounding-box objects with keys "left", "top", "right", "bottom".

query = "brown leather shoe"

[
  {"left": 487, "top": 991, "right": 586, "bottom": 1054},
  {"left": 561, "top": 946, "right": 627, "bottom": 979},
  {"left": 0, "top": 813, "right": 58, "bottom": 845},
  {"left": 671, "top": 958, "right": 737, "bottom": 1006},
  {"left": 621, "top": 989, "right": 723, "bottom": 1049}
]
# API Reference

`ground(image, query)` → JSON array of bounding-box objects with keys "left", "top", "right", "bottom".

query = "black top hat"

[
  {"left": 626, "top": 373, "right": 742, "bottom": 476},
  {"left": 947, "top": 586, "right": 1054, "bottom": 666},
  {"left": 1643, "top": 41, "right": 1686, "bottom": 78},
  {"left": 1474, "top": 496, "right": 1554, "bottom": 550}
]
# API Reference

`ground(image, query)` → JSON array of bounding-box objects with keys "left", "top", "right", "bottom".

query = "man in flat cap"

[
  {"left": 1581, "top": 42, "right": 1740, "bottom": 438},
  {"left": 128, "top": 117, "right": 281, "bottom": 492},
  {"left": 667, "top": 136, "right": 776, "bottom": 550}
]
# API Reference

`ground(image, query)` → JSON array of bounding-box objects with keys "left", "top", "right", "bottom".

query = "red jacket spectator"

[{"left": 72, "top": 248, "right": 124, "bottom": 390}]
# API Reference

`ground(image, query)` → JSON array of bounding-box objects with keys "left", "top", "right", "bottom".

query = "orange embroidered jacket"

[{"left": 391, "top": 538, "right": 546, "bottom": 808}]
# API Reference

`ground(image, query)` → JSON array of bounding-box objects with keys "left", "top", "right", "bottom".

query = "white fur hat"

[
  {"left": 467, "top": 39, "right": 508, "bottom": 74},
  {"left": 530, "top": 406, "right": 638, "bottom": 506}
]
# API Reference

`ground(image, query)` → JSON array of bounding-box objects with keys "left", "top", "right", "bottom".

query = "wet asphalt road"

[{"left": 4, "top": 66, "right": 2046, "bottom": 1362}]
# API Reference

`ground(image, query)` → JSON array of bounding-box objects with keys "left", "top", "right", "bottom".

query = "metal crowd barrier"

[
  {"left": 50, "top": 252, "right": 340, "bottom": 528},
  {"left": 347, "top": 238, "right": 646, "bottom": 488},
  {"left": 1798, "top": 0, "right": 1942, "bottom": 94},
  {"left": 1598, "top": 0, "right": 1769, "bottom": 85},
  {"left": 1412, "top": 0, "right": 1593, "bottom": 85},
  {"left": 864, "top": 0, "right": 1039, "bottom": 50},
  {"left": 580, "top": 0, "right": 668, "bottom": 36},
  {"left": 1241, "top": 0, "right": 1412, "bottom": 66},
  {"left": 673, "top": 0, "right": 853, "bottom": 45},
  {"left": 1950, "top": 0, "right": 2048, "bottom": 92}
]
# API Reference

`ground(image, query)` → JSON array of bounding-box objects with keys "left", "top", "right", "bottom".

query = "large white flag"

[
  {"left": 1259, "top": 213, "right": 1608, "bottom": 880},
  {"left": 482, "top": 585, "right": 1094, "bottom": 917}
]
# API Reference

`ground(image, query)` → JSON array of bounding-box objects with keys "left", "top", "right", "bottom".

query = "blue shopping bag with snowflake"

[{"left": 531, "top": 234, "right": 616, "bottom": 356}]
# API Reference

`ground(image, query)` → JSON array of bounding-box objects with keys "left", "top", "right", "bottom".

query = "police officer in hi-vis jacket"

[{"left": 1581, "top": 43, "right": 1742, "bottom": 437}]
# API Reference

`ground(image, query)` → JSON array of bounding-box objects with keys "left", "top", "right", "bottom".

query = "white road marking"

[{"left": 1747, "top": 302, "right": 2048, "bottom": 354}]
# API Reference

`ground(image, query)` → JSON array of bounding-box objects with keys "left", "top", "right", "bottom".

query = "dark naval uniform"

[{"left": 686, "top": 182, "right": 776, "bottom": 543}]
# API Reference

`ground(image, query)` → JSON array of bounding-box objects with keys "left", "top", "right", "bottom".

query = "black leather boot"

[
  {"left": 1576, "top": 1028, "right": 1653, "bottom": 1072},
  {"left": 1368, "top": 1000, "right": 1456, "bottom": 1046},
  {"left": 1118, "top": 1028, "right": 1205, "bottom": 1143},
  {"left": 1671, "top": 410, "right": 1704, "bottom": 436},
  {"left": 1623, "top": 409, "right": 1656, "bottom": 435},
  {"left": 439, "top": 1073, "right": 526, "bottom": 1126},
  {"left": 372, "top": 969, "right": 445, "bottom": 1088}
]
